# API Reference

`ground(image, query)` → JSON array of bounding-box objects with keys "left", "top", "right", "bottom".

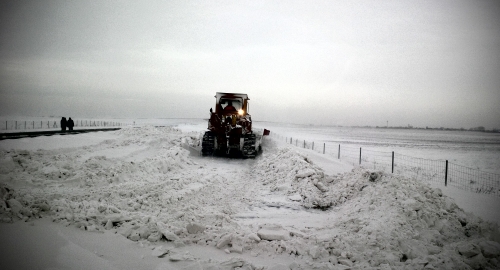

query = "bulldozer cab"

[
  {"left": 220, "top": 99, "right": 242, "bottom": 111},
  {"left": 214, "top": 92, "right": 249, "bottom": 116}
]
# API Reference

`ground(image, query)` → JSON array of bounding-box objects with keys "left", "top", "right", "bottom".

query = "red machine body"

[{"left": 202, "top": 92, "right": 268, "bottom": 157}]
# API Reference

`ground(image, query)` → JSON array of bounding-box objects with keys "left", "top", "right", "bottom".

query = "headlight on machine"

[{"left": 238, "top": 109, "right": 244, "bottom": 116}]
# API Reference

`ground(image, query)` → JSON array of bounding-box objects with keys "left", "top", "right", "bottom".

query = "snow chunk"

[
  {"left": 247, "top": 233, "right": 261, "bottom": 242},
  {"left": 257, "top": 225, "right": 290, "bottom": 241},
  {"left": 7, "top": 199, "right": 24, "bottom": 215},
  {"left": 295, "top": 169, "right": 315, "bottom": 179},
  {"left": 479, "top": 241, "right": 500, "bottom": 258},
  {"left": 216, "top": 234, "right": 233, "bottom": 249},
  {"left": 160, "top": 229, "right": 180, "bottom": 242},
  {"left": 152, "top": 246, "right": 169, "bottom": 258},
  {"left": 457, "top": 242, "right": 481, "bottom": 258},
  {"left": 287, "top": 194, "right": 302, "bottom": 202},
  {"left": 186, "top": 222, "right": 205, "bottom": 234}
]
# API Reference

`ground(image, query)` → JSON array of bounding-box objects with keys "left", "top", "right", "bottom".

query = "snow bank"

[
  {"left": 254, "top": 147, "right": 355, "bottom": 209},
  {"left": 253, "top": 147, "right": 500, "bottom": 269},
  {"left": 1, "top": 126, "right": 500, "bottom": 269}
]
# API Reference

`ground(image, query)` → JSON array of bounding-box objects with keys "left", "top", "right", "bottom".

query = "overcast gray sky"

[{"left": 1, "top": 0, "right": 499, "bottom": 128}]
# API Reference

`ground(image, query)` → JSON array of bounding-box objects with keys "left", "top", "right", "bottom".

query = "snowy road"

[{"left": 1, "top": 125, "right": 500, "bottom": 269}]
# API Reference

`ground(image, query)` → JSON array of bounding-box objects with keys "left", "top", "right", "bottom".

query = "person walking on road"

[
  {"left": 67, "top": 117, "right": 74, "bottom": 131},
  {"left": 60, "top": 117, "right": 67, "bottom": 131}
]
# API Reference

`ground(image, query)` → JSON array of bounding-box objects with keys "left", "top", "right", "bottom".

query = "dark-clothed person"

[
  {"left": 67, "top": 117, "right": 74, "bottom": 131},
  {"left": 223, "top": 101, "right": 236, "bottom": 113},
  {"left": 60, "top": 117, "right": 67, "bottom": 131}
]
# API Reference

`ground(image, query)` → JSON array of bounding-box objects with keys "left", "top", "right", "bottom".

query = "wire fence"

[
  {"left": 1, "top": 120, "right": 127, "bottom": 131},
  {"left": 272, "top": 133, "right": 500, "bottom": 197}
]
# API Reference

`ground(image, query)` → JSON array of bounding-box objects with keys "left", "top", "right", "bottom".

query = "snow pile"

[
  {"left": 0, "top": 184, "right": 49, "bottom": 223},
  {"left": 329, "top": 169, "right": 500, "bottom": 269},
  {"left": 253, "top": 147, "right": 500, "bottom": 269},
  {"left": 0, "top": 126, "right": 271, "bottom": 267},
  {"left": 254, "top": 147, "right": 357, "bottom": 209},
  {"left": 1, "top": 126, "right": 500, "bottom": 269}
]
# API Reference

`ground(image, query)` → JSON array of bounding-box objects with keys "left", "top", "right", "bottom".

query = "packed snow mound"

[
  {"left": 254, "top": 147, "right": 368, "bottom": 209},
  {"left": 329, "top": 168, "right": 500, "bottom": 269},
  {"left": 0, "top": 183, "right": 49, "bottom": 223},
  {"left": 253, "top": 147, "right": 500, "bottom": 269},
  {"left": 2, "top": 126, "right": 500, "bottom": 269}
]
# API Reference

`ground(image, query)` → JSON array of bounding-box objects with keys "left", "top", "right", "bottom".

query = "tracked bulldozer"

[{"left": 201, "top": 92, "right": 269, "bottom": 158}]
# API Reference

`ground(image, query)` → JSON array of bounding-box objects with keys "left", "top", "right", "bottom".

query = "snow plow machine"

[{"left": 201, "top": 92, "right": 269, "bottom": 158}]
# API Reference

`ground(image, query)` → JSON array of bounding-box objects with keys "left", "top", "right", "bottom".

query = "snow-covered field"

[
  {"left": 257, "top": 122, "right": 500, "bottom": 176},
  {"left": 1, "top": 119, "right": 500, "bottom": 269}
]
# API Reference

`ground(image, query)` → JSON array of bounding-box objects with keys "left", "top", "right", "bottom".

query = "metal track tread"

[
  {"left": 201, "top": 131, "right": 215, "bottom": 156},
  {"left": 242, "top": 134, "right": 257, "bottom": 158}
]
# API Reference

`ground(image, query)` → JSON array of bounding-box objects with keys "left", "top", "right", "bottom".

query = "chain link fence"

[
  {"left": 272, "top": 133, "right": 500, "bottom": 197},
  {"left": 2, "top": 120, "right": 127, "bottom": 131}
]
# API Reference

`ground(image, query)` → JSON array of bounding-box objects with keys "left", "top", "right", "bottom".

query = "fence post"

[
  {"left": 392, "top": 151, "right": 394, "bottom": 173},
  {"left": 303, "top": 140, "right": 305, "bottom": 148},
  {"left": 323, "top": 143, "right": 325, "bottom": 154},
  {"left": 445, "top": 160, "right": 448, "bottom": 186},
  {"left": 338, "top": 144, "right": 340, "bottom": 159},
  {"left": 359, "top": 147, "right": 362, "bottom": 165},
  {"left": 290, "top": 137, "right": 292, "bottom": 144}
]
